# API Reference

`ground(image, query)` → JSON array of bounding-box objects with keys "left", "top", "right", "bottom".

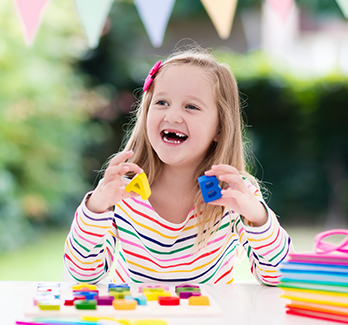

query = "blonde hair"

[{"left": 120, "top": 47, "right": 257, "bottom": 248}]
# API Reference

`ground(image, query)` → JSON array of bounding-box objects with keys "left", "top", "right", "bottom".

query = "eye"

[
  {"left": 156, "top": 100, "right": 169, "bottom": 106},
  {"left": 186, "top": 104, "right": 199, "bottom": 110}
]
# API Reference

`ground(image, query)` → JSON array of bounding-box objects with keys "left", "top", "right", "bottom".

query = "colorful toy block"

[
  {"left": 134, "top": 295, "right": 147, "bottom": 305},
  {"left": 112, "top": 299, "right": 137, "bottom": 310},
  {"left": 109, "top": 290, "right": 131, "bottom": 299},
  {"left": 73, "top": 291, "right": 98, "bottom": 300},
  {"left": 179, "top": 291, "right": 201, "bottom": 299},
  {"left": 96, "top": 296, "right": 114, "bottom": 306},
  {"left": 139, "top": 285, "right": 169, "bottom": 293},
  {"left": 38, "top": 300, "right": 60, "bottom": 310},
  {"left": 72, "top": 283, "right": 97, "bottom": 291},
  {"left": 125, "top": 172, "right": 151, "bottom": 200},
  {"left": 158, "top": 296, "right": 180, "bottom": 306},
  {"left": 108, "top": 283, "right": 130, "bottom": 291},
  {"left": 74, "top": 299, "right": 97, "bottom": 309},
  {"left": 197, "top": 175, "right": 222, "bottom": 203},
  {"left": 188, "top": 295, "right": 210, "bottom": 306}
]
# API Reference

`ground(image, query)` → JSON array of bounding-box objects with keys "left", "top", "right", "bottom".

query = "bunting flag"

[
  {"left": 266, "top": 0, "right": 294, "bottom": 21},
  {"left": 13, "top": 0, "right": 50, "bottom": 46},
  {"left": 200, "top": 0, "right": 238, "bottom": 40},
  {"left": 336, "top": 0, "right": 348, "bottom": 19},
  {"left": 73, "top": 0, "right": 113, "bottom": 49},
  {"left": 134, "top": 0, "right": 176, "bottom": 48}
]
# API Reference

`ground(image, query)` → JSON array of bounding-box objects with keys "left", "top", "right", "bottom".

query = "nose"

[{"left": 163, "top": 106, "right": 183, "bottom": 124}]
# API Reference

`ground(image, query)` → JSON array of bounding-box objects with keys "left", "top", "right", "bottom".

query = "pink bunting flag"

[
  {"left": 13, "top": 0, "right": 50, "bottom": 46},
  {"left": 266, "top": 0, "right": 293, "bottom": 21}
]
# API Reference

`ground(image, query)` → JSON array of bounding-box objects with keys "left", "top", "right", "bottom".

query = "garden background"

[{"left": 0, "top": 0, "right": 347, "bottom": 281}]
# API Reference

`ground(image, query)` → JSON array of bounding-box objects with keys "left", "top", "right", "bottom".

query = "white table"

[{"left": 0, "top": 281, "right": 337, "bottom": 325}]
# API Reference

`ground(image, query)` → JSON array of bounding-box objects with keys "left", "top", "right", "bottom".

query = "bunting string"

[{"left": 11, "top": 0, "right": 348, "bottom": 48}]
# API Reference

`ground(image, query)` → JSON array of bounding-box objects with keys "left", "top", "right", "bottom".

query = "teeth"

[
  {"left": 163, "top": 137, "right": 181, "bottom": 144},
  {"left": 163, "top": 130, "right": 186, "bottom": 137}
]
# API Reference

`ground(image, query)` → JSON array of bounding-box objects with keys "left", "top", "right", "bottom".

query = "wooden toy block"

[
  {"left": 139, "top": 285, "right": 169, "bottom": 293},
  {"left": 108, "top": 283, "right": 130, "bottom": 291},
  {"left": 179, "top": 291, "right": 201, "bottom": 299},
  {"left": 134, "top": 295, "right": 147, "bottom": 305},
  {"left": 188, "top": 295, "right": 210, "bottom": 306},
  {"left": 72, "top": 283, "right": 97, "bottom": 291},
  {"left": 125, "top": 172, "right": 151, "bottom": 200},
  {"left": 38, "top": 300, "right": 60, "bottom": 310},
  {"left": 158, "top": 296, "right": 180, "bottom": 306},
  {"left": 110, "top": 290, "right": 131, "bottom": 299},
  {"left": 63, "top": 296, "right": 76, "bottom": 306},
  {"left": 74, "top": 299, "right": 97, "bottom": 309},
  {"left": 112, "top": 299, "right": 137, "bottom": 310},
  {"left": 96, "top": 296, "right": 114, "bottom": 306},
  {"left": 142, "top": 287, "right": 164, "bottom": 293},
  {"left": 143, "top": 292, "right": 159, "bottom": 301},
  {"left": 176, "top": 287, "right": 201, "bottom": 295},
  {"left": 157, "top": 291, "right": 171, "bottom": 298},
  {"left": 73, "top": 291, "right": 98, "bottom": 300},
  {"left": 197, "top": 175, "right": 222, "bottom": 203}
]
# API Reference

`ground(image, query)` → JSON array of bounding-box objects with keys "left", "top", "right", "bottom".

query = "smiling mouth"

[{"left": 161, "top": 130, "right": 188, "bottom": 144}]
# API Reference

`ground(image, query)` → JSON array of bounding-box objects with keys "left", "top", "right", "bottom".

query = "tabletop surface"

[{"left": 0, "top": 281, "right": 338, "bottom": 325}]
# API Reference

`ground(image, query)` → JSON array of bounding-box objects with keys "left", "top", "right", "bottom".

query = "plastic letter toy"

[
  {"left": 37, "top": 300, "right": 60, "bottom": 310},
  {"left": 197, "top": 175, "right": 222, "bottom": 203},
  {"left": 125, "top": 173, "right": 151, "bottom": 200},
  {"left": 72, "top": 283, "right": 97, "bottom": 291},
  {"left": 112, "top": 299, "right": 137, "bottom": 310},
  {"left": 74, "top": 299, "right": 97, "bottom": 309},
  {"left": 188, "top": 295, "right": 210, "bottom": 306},
  {"left": 158, "top": 296, "right": 180, "bottom": 306}
]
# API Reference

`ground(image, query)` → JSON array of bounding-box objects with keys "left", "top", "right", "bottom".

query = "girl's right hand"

[{"left": 86, "top": 150, "right": 144, "bottom": 213}]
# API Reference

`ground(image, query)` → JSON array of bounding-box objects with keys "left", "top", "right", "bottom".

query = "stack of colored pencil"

[{"left": 278, "top": 252, "right": 348, "bottom": 323}]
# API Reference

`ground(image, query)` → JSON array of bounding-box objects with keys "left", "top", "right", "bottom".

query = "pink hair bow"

[
  {"left": 143, "top": 60, "right": 161, "bottom": 93},
  {"left": 314, "top": 229, "right": 348, "bottom": 254}
]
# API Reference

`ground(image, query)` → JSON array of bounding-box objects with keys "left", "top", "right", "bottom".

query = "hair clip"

[
  {"left": 314, "top": 229, "right": 348, "bottom": 254},
  {"left": 143, "top": 60, "right": 161, "bottom": 93}
]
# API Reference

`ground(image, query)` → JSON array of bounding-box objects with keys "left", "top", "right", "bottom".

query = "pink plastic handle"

[{"left": 314, "top": 229, "right": 348, "bottom": 254}]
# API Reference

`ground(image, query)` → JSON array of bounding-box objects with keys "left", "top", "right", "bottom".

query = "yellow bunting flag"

[
  {"left": 200, "top": 0, "right": 238, "bottom": 40},
  {"left": 13, "top": 0, "right": 50, "bottom": 46}
]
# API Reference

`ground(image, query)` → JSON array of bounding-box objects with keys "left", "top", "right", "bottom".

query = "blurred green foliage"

[
  {"left": 1, "top": 0, "right": 347, "bottom": 256},
  {"left": 77, "top": 0, "right": 348, "bottom": 226},
  {"left": 0, "top": 1, "right": 108, "bottom": 251}
]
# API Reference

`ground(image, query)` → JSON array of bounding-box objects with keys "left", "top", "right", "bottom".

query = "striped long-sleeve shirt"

[{"left": 64, "top": 182, "right": 292, "bottom": 285}]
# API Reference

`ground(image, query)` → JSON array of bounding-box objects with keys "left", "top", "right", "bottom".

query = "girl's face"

[{"left": 147, "top": 64, "right": 219, "bottom": 171}]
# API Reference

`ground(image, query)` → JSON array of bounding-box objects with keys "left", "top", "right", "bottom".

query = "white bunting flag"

[
  {"left": 134, "top": 0, "right": 176, "bottom": 48},
  {"left": 336, "top": 0, "right": 348, "bottom": 19},
  {"left": 266, "top": 0, "right": 294, "bottom": 21},
  {"left": 200, "top": 0, "right": 238, "bottom": 40},
  {"left": 13, "top": 0, "right": 50, "bottom": 46},
  {"left": 73, "top": 0, "right": 113, "bottom": 49}
]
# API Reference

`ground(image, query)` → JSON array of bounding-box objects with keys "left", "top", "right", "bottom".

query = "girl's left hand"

[{"left": 204, "top": 164, "right": 268, "bottom": 227}]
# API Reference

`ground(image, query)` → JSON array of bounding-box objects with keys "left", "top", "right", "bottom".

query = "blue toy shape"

[{"left": 198, "top": 175, "right": 222, "bottom": 203}]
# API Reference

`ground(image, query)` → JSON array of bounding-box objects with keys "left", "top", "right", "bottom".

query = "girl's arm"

[
  {"left": 64, "top": 150, "right": 143, "bottom": 283},
  {"left": 64, "top": 194, "right": 116, "bottom": 283},
  {"left": 205, "top": 164, "right": 294, "bottom": 285}
]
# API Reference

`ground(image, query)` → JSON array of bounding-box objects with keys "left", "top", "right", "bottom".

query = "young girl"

[{"left": 64, "top": 48, "right": 292, "bottom": 285}]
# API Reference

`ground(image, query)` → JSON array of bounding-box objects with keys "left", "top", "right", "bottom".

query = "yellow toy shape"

[{"left": 125, "top": 173, "right": 151, "bottom": 200}]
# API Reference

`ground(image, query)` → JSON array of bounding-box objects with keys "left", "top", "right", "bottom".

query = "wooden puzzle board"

[{"left": 25, "top": 283, "right": 224, "bottom": 318}]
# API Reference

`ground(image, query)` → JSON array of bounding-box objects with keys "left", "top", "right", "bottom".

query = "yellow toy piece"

[
  {"left": 113, "top": 299, "right": 137, "bottom": 310},
  {"left": 81, "top": 316, "right": 167, "bottom": 325},
  {"left": 188, "top": 295, "right": 210, "bottom": 306},
  {"left": 125, "top": 173, "right": 151, "bottom": 200},
  {"left": 72, "top": 283, "right": 97, "bottom": 291}
]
